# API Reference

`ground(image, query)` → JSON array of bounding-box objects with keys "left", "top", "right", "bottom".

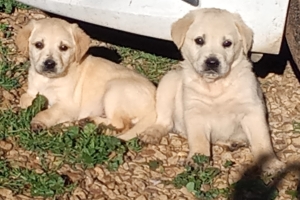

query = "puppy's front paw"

[
  {"left": 262, "top": 158, "right": 285, "bottom": 174},
  {"left": 19, "top": 93, "right": 34, "bottom": 109},
  {"left": 138, "top": 125, "right": 168, "bottom": 144},
  {"left": 30, "top": 120, "right": 46, "bottom": 132}
]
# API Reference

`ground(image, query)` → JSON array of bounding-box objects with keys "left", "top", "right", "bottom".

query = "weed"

[
  {"left": 0, "top": 42, "right": 29, "bottom": 90},
  {"left": 172, "top": 154, "right": 230, "bottom": 199},
  {"left": 148, "top": 160, "right": 163, "bottom": 171},
  {"left": 126, "top": 137, "right": 143, "bottom": 152},
  {"left": 293, "top": 121, "right": 300, "bottom": 134},
  {"left": 0, "top": 23, "right": 12, "bottom": 38},
  {"left": 223, "top": 160, "right": 234, "bottom": 168},
  {"left": 0, "top": 159, "right": 75, "bottom": 197},
  {"left": 0, "top": 95, "right": 142, "bottom": 171},
  {"left": 286, "top": 190, "right": 299, "bottom": 199}
]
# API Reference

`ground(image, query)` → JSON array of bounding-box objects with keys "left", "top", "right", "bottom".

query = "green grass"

[
  {"left": 0, "top": 0, "right": 30, "bottom": 14},
  {"left": 0, "top": 159, "right": 75, "bottom": 197},
  {"left": 171, "top": 154, "right": 282, "bottom": 200},
  {"left": 117, "top": 46, "right": 178, "bottom": 84},
  {"left": 286, "top": 190, "right": 299, "bottom": 200},
  {"left": 0, "top": 26, "right": 29, "bottom": 90},
  {"left": 0, "top": 95, "right": 141, "bottom": 171},
  {"left": 0, "top": 95, "right": 142, "bottom": 196},
  {"left": 0, "top": 23, "right": 12, "bottom": 38},
  {"left": 0, "top": 4, "right": 30, "bottom": 90}
]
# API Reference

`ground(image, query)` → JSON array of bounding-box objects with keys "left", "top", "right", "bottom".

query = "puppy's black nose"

[
  {"left": 205, "top": 57, "right": 220, "bottom": 71},
  {"left": 43, "top": 59, "right": 56, "bottom": 71}
]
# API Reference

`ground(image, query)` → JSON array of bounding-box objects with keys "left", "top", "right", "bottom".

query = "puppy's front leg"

[
  {"left": 241, "top": 109, "right": 285, "bottom": 173},
  {"left": 185, "top": 109, "right": 211, "bottom": 161},
  {"left": 31, "top": 104, "right": 75, "bottom": 131},
  {"left": 20, "top": 93, "right": 36, "bottom": 109}
]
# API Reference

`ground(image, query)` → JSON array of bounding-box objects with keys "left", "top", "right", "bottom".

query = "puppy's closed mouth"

[
  {"left": 204, "top": 70, "right": 218, "bottom": 75},
  {"left": 203, "top": 71, "right": 219, "bottom": 79},
  {"left": 37, "top": 66, "right": 58, "bottom": 77},
  {"left": 198, "top": 68, "right": 220, "bottom": 79}
]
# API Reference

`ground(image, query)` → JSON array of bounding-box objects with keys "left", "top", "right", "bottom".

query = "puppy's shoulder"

[
  {"left": 83, "top": 55, "right": 114, "bottom": 66},
  {"left": 234, "top": 58, "right": 263, "bottom": 98},
  {"left": 235, "top": 59, "right": 256, "bottom": 81}
]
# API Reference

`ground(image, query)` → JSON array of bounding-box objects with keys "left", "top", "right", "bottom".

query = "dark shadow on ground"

[
  {"left": 289, "top": 54, "right": 300, "bottom": 83},
  {"left": 253, "top": 37, "right": 300, "bottom": 83},
  {"left": 253, "top": 38, "right": 289, "bottom": 78},
  {"left": 231, "top": 154, "right": 300, "bottom": 200},
  {"left": 87, "top": 46, "right": 122, "bottom": 64}
]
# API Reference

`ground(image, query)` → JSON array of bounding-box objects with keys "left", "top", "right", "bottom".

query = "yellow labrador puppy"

[
  {"left": 140, "top": 8, "right": 284, "bottom": 172},
  {"left": 16, "top": 18, "right": 156, "bottom": 141}
]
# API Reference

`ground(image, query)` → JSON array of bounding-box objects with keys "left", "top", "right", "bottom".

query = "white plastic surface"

[{"left": 17, "top": 0, "right": 290, "bottom": 54}]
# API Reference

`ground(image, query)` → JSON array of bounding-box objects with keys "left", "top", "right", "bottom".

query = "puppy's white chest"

[
  {"left": 182, "top": 81, "right": 249, "bottom": 139},
  {"left": 210, "top": 112, "right": 244, "bottom": 140},
  {"left": 27, "top": 71, "right": 73, "bottom": 106}
]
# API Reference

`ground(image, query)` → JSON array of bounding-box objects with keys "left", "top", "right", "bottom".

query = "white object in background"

[{"left": 17, "top": 0, "right": 290, "bottom": 54}]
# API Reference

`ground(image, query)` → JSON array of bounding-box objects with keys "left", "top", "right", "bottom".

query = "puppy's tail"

[{"left": 117, "top": 110, "right": 156, "bottom": 141}]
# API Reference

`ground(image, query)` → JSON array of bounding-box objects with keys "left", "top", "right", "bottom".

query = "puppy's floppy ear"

[
  {"left": 15, "top": 19, "right": 35, "bottom": 56},
  {"left": 171, "top": 11, "right": 195, "bottom": 49},
  {"left": 71, "top": 24, "right": 90, "bottom": 63},
  {"left": 233, "top": 13, "right": 253, "bottom": 54}
]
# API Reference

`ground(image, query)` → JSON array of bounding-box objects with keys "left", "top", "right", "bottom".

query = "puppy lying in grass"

[
  {"left": 16, "top": 18, "right": 156, "bottom": 141},
  {"left": 140, "top": 8, "right": 284, "bottom": 173}
]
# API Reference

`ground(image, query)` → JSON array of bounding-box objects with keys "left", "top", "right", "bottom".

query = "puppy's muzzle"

[
  {"left": 204, "top": 57, "right": 220, "bottom": 73},
  {"left": 43, "top": 59, "right": 57, "bottom": 72}
]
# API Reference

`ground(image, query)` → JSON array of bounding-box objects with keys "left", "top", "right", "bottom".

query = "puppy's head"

[
  {"left": 16, "top": 18, "right": 90, "bottom": 78},
  {"left": 171, "top": 8, "right": 253, "bottom": 82}
]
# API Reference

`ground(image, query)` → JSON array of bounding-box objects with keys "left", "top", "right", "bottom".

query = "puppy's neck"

[{"left": 231, "top": 50, "right": 250, "bottom": 70}]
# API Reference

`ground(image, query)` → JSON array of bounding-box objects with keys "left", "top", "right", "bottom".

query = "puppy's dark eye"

[
  {"left": 223, "top": 40, "right": 232, "bottom": 48},
  {"left": 35, "top": 42, "right": 44, "bottom": 49},
  {"left": 194, "top": 37, "right": 205, "bottom": 46},
  {"left": 59, "top": 45, "right": 68, "bottom": 51}
]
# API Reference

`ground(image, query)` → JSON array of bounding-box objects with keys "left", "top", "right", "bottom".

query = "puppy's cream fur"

[
  {"left": 140, "top": 8, "right": 284, "bottom": 173},
  {"left": 16, "top": 18, "right": 156, "bottom": 141}
]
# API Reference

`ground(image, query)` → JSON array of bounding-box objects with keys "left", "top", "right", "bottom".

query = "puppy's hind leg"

[
  {"left": 118, "top": 109, "right": 156, "bottom": 141},
  {"left": 139, "top": 70, "right": 182, "bottom": 144},
  {"left": 91, "top": 114, "right": 131, "bottom": 132},
  {"left": 96, "top": 80, "right": 147, "bottom": 138}
]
